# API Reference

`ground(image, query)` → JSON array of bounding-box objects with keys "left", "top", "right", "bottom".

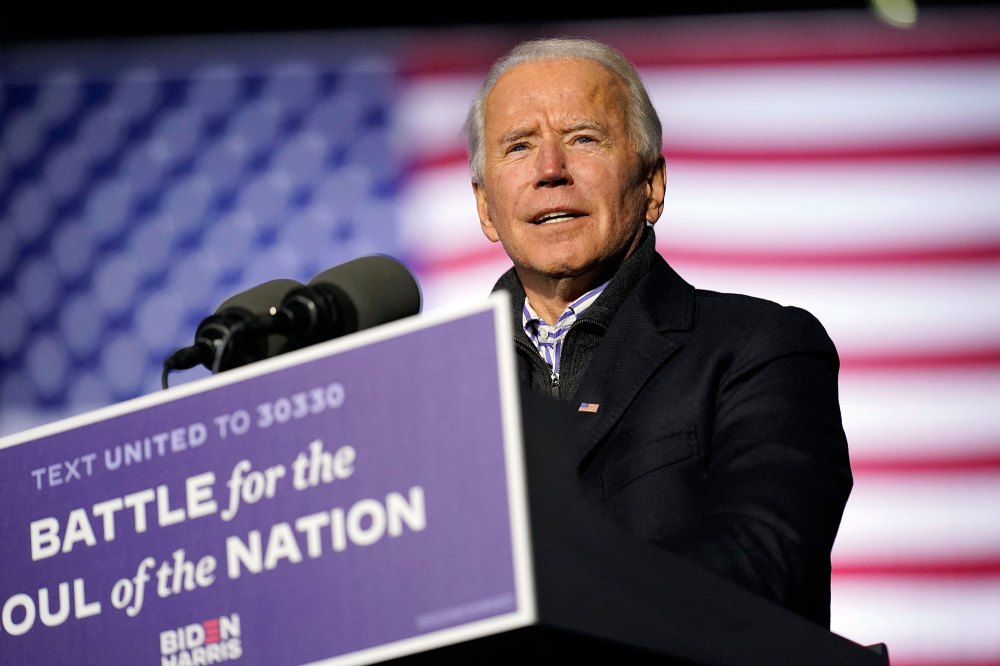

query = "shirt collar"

[{"left": 522, "top": 280, "right": 610, "bottom": 332}]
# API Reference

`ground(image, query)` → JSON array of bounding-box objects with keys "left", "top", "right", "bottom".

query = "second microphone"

[{"left": 231, "top": 254, "right": 422, "bottom": 368}]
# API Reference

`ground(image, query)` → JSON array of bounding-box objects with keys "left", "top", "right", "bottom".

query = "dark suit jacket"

[{"left": 495, "top": 235, "right": 853, "bottom": 627}]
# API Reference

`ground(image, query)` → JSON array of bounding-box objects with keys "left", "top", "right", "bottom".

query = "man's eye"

[
  {"left": 573, "top": 135, "right": 596, "bottom": 145},
  {"left": 508, "top": 143, "right": 528, "bottom": 153}
]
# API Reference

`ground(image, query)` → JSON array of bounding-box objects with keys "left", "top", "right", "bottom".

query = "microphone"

[
  {"left": 161, "top": 278, "right": 304, "bottom": 387},
  {"left": 161, "top": 255, "right": 421, "bottom": 388},
  {"left": 260, "top": 254, "right": 422, "bottom": 352}
]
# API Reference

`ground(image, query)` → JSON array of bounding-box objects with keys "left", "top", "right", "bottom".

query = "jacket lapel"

[{"left": 568, "top": 257, "right": 696, "bottom": 466}]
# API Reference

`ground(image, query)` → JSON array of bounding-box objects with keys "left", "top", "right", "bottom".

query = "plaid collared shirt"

[{"left": 522, "top": 281, "right": 609, "bottom": 381}]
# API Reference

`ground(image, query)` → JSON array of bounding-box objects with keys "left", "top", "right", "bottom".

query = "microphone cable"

[
  {"left": 161, "top": 255, "right": 421, "bottom": 388},
  {"left": 161, "top": 278, "right": 304, "bottom": 389}
]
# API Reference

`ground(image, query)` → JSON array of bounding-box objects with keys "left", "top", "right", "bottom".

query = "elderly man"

[{"left": 463, "top": 36, "right": 852, "bottom": 627}]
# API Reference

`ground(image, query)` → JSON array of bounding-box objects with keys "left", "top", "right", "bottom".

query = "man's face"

[{"left": 474, "top": 58, "right": 664, "bottom": 288}]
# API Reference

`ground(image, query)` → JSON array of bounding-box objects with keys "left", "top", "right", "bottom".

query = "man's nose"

[{"left": 534, "top": 140, "right": 571, "bottom": 187}]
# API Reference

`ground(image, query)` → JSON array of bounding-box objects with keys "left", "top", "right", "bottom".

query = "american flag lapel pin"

[{"left": 578, "top": 402, "right": 600, "bottom": 413}]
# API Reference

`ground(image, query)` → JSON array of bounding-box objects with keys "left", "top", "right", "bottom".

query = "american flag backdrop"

[{"left": 2, "top": 6, "right": 999, "bottom": 665}]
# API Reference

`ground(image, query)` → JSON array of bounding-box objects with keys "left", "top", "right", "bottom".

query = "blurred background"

[{"left": 2, "top": 2, "right": 999, "bottom": 664}]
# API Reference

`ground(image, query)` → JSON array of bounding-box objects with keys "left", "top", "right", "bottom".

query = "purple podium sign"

[{"left": 0, "top": 294, "right": 535, "bottom": 665}]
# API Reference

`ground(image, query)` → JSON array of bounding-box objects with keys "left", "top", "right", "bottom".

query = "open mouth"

[{"left": 531, "top": 211, "right": 581, "bottom": 225}]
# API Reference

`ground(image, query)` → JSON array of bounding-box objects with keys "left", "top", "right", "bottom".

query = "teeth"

[{"left": 535, "top": 212, "right": 574, "bottom": 224}]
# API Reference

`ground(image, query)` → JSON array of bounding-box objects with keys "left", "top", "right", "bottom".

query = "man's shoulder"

[
  {"left": 638, "top": 257, "right": 835, "bottom": 351},
  {"left": 695, "top": 287, "right": 816, "bottom": 322},
  {"left": 692, "top": 287, "right": 838, "bottom": 360},
  {"left": 639, "top": 255, "right": 814, "bottom": 319},
  {"left": 694, "top": 289, "right": 819, "bottom": 325}
]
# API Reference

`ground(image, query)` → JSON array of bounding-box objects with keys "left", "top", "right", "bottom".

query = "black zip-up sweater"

[{"left": 491, "top": 227, "right": 658, "bottom": 401}]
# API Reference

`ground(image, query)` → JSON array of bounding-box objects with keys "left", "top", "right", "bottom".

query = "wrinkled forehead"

[{"left": 484, "top": 58, "right": 628, "bottom": 129}]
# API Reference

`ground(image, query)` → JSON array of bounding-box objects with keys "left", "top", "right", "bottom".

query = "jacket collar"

[
  {"left": 567, "top": 252, "right": 695, "bottom": 465},
  {"left": 490, "top": 226, "right": 694, "bottom": 331},
  {"left": 490, "top": 228, "right": 699, "bottom": 466}
]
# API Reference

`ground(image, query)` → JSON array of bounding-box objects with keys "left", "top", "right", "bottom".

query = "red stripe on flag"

[
  {"left": 660, "top": 245, "right": 1000, "bottom": 268},
  {"left": 833, "top": 557, "right": 1000, "bottom": 578},
  {"left": 876, "top": 661, "right": 1000, "bottom": 666},
  {"left": 850, "top": 451, "right": 1000, "bottom": 475},
  {"left": 408, "top": 245, "right": 511, "bottom": 276},
  {"left": 839, "top": 347, "right": 1000, "bottom": 371}
]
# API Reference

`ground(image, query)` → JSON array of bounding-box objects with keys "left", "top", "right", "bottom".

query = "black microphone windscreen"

[
  {"left": 215, "top": 278, "right": 304, "bottom": 317},
  {"left": 307, "top": 255, "right": 421, "bottom": 332},
  {"left": 204, "top": 278, "right": 305, "bottom": 368},
  {"left": 163, "top": 278, "right": 306, "bottom": 382}
]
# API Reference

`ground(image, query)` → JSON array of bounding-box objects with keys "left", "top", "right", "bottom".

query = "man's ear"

[
  {"left": 644, "top": 156, "right": 667, "bottom": 225},
  {"left": 474, "top": 181, "right": 501, "bottom": 242}
]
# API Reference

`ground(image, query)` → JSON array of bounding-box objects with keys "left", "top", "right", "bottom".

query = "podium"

[{"left": 0, "top": 295, "right": 886, "bottom": 665}]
